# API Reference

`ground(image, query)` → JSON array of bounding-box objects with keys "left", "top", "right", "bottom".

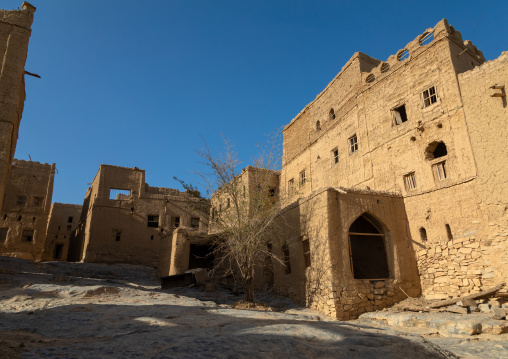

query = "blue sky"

[{"left": 5, "top": 0, "right": 507, "bottom": 204}]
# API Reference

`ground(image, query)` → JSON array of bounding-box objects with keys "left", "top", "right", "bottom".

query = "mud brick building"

[
  {"left": 41, "top": 203, "right": 82, "bottom": 262},
  {"left": 0, "top": 3, "right": 36, "bottom": 213},
  {"left": 69, "top": 165, "right": 211, "bottom": 274},
  {"left": 0, "top": 160, "right": 55, "bottom": 260},
  {"left": 267, "top": 19, "right": 507, "bottom": 319}
]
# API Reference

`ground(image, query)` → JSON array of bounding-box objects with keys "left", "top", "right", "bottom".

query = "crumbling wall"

[
  {"left": 0, "top": 160, "right": 55, "bottom": 260},
  {"left": 41, "top": 203, "right": 82, "bottom": 261},
  {"left": 0, "top": 3, "right": 36, "bottom": 213}
]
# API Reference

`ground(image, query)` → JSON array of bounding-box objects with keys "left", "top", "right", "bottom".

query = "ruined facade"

[
  {"left": 40, "top": 203, "right": 82, "bottom": 262},
  {"left": 69, "top": 165, "right": 211, "bottom": 274},
  {"left": 0, "top": 3, "right": 36, "bottom": 213},
  {"left": 268, "top": 19, "right": 507, "bottom": 319},
  {"left": 0, "top": 159, "right": 55, "bottom": 261}
]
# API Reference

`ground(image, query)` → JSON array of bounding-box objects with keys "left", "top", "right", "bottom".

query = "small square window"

[
  {"left": 299, "top": 170, "right": 306, "bottom": 187},
  {"left": 112, "top": 229, "right": 121, "bottom": 241},
  {"left": 393, "top": 104, "right": 408, "bottom": 125},
  {"left": 0, "top": 228, "right": 8, "bottom": 242},
  {"left": 147, "top": 215, "right": 159, "bottom": 228},
  {"left": 171, "top": 216, "right": 180, "bottom": 228},
  {"left": 33, "top": 197, "right": 44, "bottom": 207},
  {"left": 268, "top": 187, "right": 276, "bottom": 197},
  {"left": 191, "top": 217, "right": 200, "bottom": 229},
  {"left": 434, "top": 161, "right": 447, "bottom": 181},
  {"left": 348, "top": 135, "right": 358, "bottom": 154},
  {"left": 16, "top": 196, "right": 27, "bottom": 206},
  {"left": 332, "top": 148, "right": 339, "bottom": 164},
  {"left": 66, "top": 224, "right": 72, "bottom": 230},
  {"left": 22, "top": 230, "right": 34, "bottom": 242},
  {"left": 404, "top": 172, "right": 417, "bottom": 191},
  {"left": 68, "top": 216, "right": 73, "bottom": 223},
  {"left": 422, "top": 86, "right": 437, "bottom": 108}
]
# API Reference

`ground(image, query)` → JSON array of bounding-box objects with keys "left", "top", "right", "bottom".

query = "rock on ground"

[{"left": 0, "top": 257, "right": 504, "bottom": 358}]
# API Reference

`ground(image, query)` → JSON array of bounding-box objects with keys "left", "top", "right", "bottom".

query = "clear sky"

[{"left": 5, "top": 0, "right": 507, "bottom": 204}]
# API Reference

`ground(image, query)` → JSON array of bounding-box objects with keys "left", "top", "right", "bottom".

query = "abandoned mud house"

[
  {"left": 40, "top": 203, "right": 82, "bottom": 262},
  {"left": 0, "top": 2, "right": 36, "bottom": 214},
  {"left": 68, "top": 164, "right": 212, "bottom": 275},
  {"left": 264, "top": 19, "right": 507, "bottom": 320},
  {"left": 0, "top": 159, "right": 55, "bottom": 261}
]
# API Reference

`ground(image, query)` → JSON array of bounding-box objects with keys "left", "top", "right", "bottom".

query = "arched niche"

[{"left": 348, "top": 213, "right": 390, "bottom": 279}]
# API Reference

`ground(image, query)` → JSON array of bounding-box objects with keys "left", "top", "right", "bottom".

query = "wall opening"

[
  {"left": 419, "top": 227, "right": 428, "bottom": 242},
  {"left": 282, "top": 243, "right": 291, "bottom": 274},
  {"left": 316, "top": 120, "right": 321, "bottom": 131},
  {"left": 348, "top": 214, "right": 389, "bottom": 279},
  {"left": 393, "top": 104, "right": 408, "bottom": 125},
  {"left": 420, "top": 32, "right": 434, "bottom": 46},
  {"left": 188, "top": 244, "right": 214, "bottom": 270},
  {"left": 53, "top": 244, "right": 64, "bottom": 259},
  {"left": 425, "top": 141, "right": 447, "bottom": 160},
  {"left": 109, "top": 189, "right": 131, "bottom": 200},
  {"left": 445, "top": 224, "right": 453, "bottom": 240},
  {"left": 329, "top": 108, "right": 335, "bottom": 120}
]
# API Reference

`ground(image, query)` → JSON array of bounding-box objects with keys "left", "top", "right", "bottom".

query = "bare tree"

[{"left": 197, "top": 134, "right": 283, "bottom": 302}]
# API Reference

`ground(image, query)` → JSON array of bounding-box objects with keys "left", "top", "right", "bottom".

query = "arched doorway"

[{"left": 348, "top": 213, "right": 390, "bottom": 279}]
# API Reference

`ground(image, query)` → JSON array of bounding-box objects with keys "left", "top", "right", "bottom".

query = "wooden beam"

[{"left": 429, "top": 282, "right": 506, "bottom": 308}]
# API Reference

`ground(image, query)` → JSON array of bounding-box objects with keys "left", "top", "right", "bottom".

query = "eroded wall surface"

[
  {"left": 73, "top": 165, "right": 210, "bottom": 271},
  {"left": 0, "top": 3, "right": 35, "bottom": 213},
  {"left": 41, "top": 203, "right": 82, "bottom": 261},
  {"left": 278, "top": 18, "right": 506, "bottom": 302},
  {"left": 0, "top": 159, "right": 55, "bottom": 260}
]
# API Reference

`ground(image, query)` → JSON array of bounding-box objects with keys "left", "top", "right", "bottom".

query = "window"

[
  {"left": 68, "top": 216, "right": 73, "bottom": 223},
  {"left": 315, "top": 121, "right": 321, "bottom": 131},
  {"left": 419, "top": 227, "right": 428, "bottom": 242},
  {"left": 445, "top": 224, "right": 453, "bottom": 240},
  {"left": 332, "top": 148, "right": 339, "bottom": 164},
  {"left": 227, "top": 198, "right": 230, "bottom": 208},
  {"left": 211, "top": 208, "right": 216, "bottom": 220},
  {"left": 398, "top": 49, "right": 409, "bottom": 61},
  {"left": 22, "top": 230, "right": 34, "bottom": 242},
  {"left": 112, "top": 229, "right": 121, "bottom": 241},
  {"left": 191, "top": 217, "right": 200, "bottom": 229},
  {"left": 147, "top": 215, "right": 159, "bottom": 228},
  {"left": 302, "top": 238, "right": 311, "bottom": 268},
  {"left": 16, "top": 196, "right": 27, "bottom": 206},
  {"left": 288, "top": 178, "right": 294, "bottom": 194},
  {"left": 393, "top": 104, "right": 408, "bottom": 125},
  {"left": 366, "top": 74, "right": 375, "bottom": 83},
  {"left": 171, "top": 216, "right": 180, "bottom": 228},
  {"left": 349, "top": 214, "right": 389, "bottom": 279},
  {"left": 422, "top": 86, "right": 437, "bottom": 108},
  {"left": 380, "top": 62, "right": 390, "bottom": 73},
  {"left": 53, "top": 244, "right": 64, "bottom": 259},
  {"left": 404, "top": 172, "right": 417, "bottom": 191},
  {"left": 33, "top": 197, "right": 44, "bottom": 207},
  {"left": 109, "top": 189, "right": 131, "bottom": 200},
  {"left": 348, "top": 135, "right": 358, "bottom": 154},
  {"left": 329, "top": 108, "right": 335, "bottom": 120},
  {"left": 299, "top": 170, "right": 306, "bottom": 187},
  {"left": 0, "top": 228, "right": 8, "bottom": 242},
  {"left": 420, "top": 32, "right": 434, "bottom": 46},
  {"left": 66, "top": 224, "right": 72, "bottom": 230},
  {"left": 282, "top": 243, "right": 291, "bottom": 274},
  {"left": 434, "top": 161, "right": 447, "bottom": 181},
  {"left": 425, "top": 141, "right": 447, "bottom": 160},
  {"left": 268, "top": 187, "right": 276, "bottom": 197}
]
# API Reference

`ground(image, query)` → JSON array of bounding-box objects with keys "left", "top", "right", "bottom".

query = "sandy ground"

[{"left": 0, "top": 257, "right": 505, "bottom": 358}]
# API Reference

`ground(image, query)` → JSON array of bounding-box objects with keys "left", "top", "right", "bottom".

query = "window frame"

[
  {"left": 112, "top": 229, "right": 121, "bottom": 241},
  {"left": 348, "top": 134, "right": 358, "bottom": 154},
  {"left": 422, "top": 86, "right": 438, "bottom": 108},
  {"left": 16, "top": 196, "right": 27, "bottom": 207},
  {"left": 332, "top": 147, "right": 339, "bottom": 165},
  {"left": 404, "top": 172, "right": 417, "bottom": 191},
  {"left": 33, "top": 197, "right": 44, "bottom": 207},
  {"left": 434, "top": 161, "right": 447, "bottom": 181},
  {"left": 171, "top": 216, "right": 180, "bottom": 228},
  {"left": 190, "top": 217, "right": 200, "bottom": 229},
  {"left": 147, "top": 215, "right": 159, "bottom": 228},
  {"left": 299, "top": 170, "right": 306, "bottom": 187}
]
